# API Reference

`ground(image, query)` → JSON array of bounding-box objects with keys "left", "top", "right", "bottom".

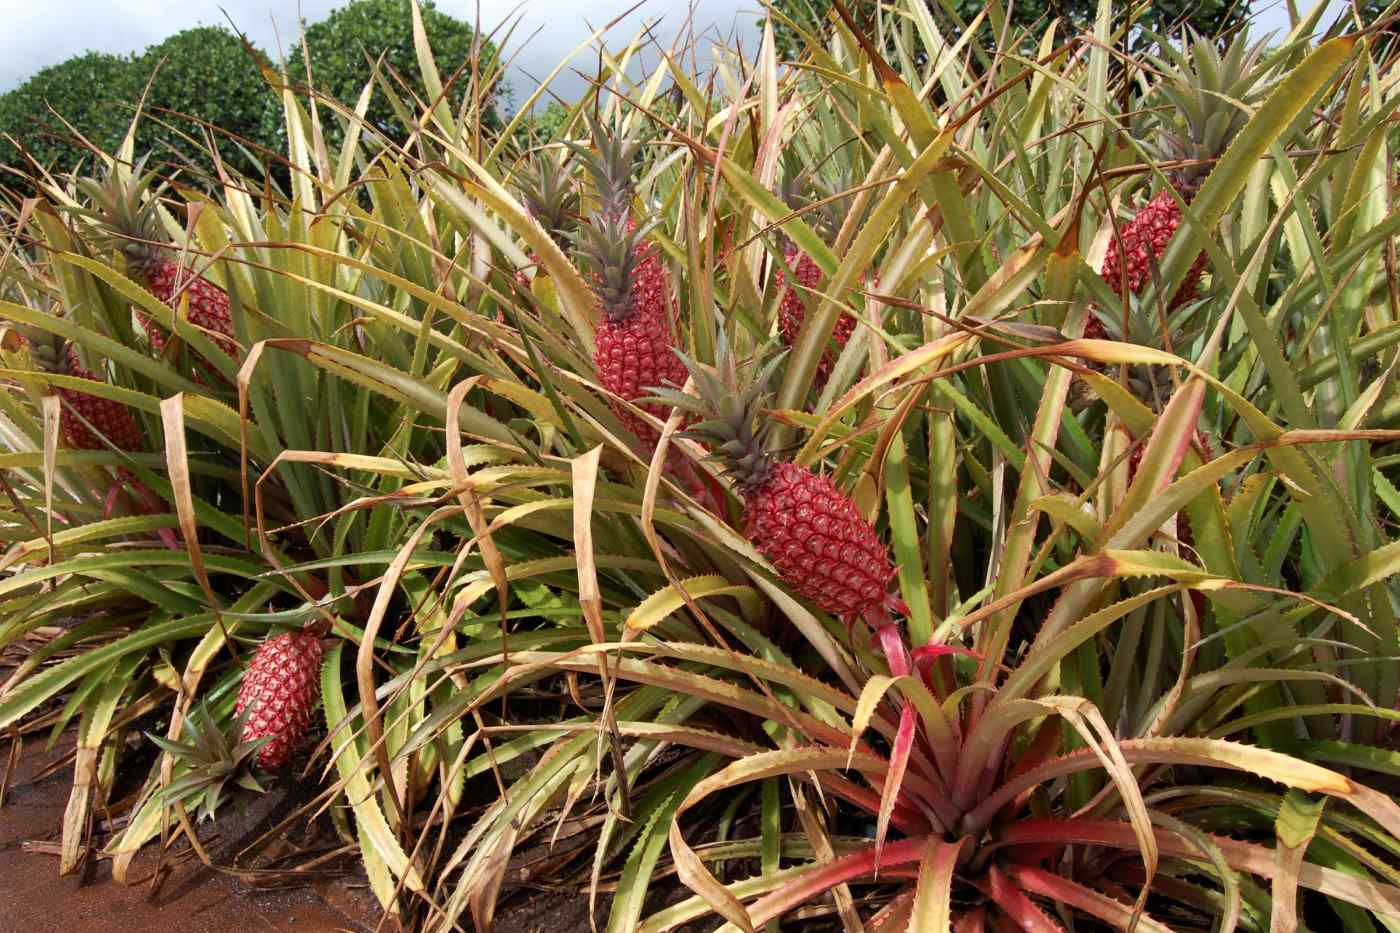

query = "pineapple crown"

[
  {"left": 1149, "top": 30, "right": 1270, "bottom": 192},
  {"left": 1086, "top": 303, "right": 1207, "bottom": 411},
  {"left": 568, "top": 111, "right": 662, "bottom": 322},
  {"left": 778, "top": 164, "right": 856, "bottom": 246},
  {"left": 575, "top": 213, "right": 660, "bottom": 322},
  {"left": 146, "top": 703, "right": 268, "bottom": 822},
  {"left": 14, "top": 318, "right": 79, "bottom": 377},
  {"left": 648, "top": 329, "right": 787, "bottom": 494},
  {"left": 567, "top": 110, "right": 644, "bottom": 223},
  {"left": 516, "top": 153, "right": 579, "bottom": 249},
  {"left": 73, "top": 154, "right": 169, "bottom": 277}
]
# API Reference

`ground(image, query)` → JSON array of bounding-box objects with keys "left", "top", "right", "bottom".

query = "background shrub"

[
  {"left": 0, "top": 0, "right": 503, "bottom": 191},
  {"left": 132, "top": 26, "right": 278, "bottom": 179},
  {"left": 266, "top": 0, "right": 505, "bottom": 154},
  {"left": 0, "top": 52, "right": 138, "bottom": 183},
  {"left": 765, "top": 0, "right": 1254, "bottom": 58}
]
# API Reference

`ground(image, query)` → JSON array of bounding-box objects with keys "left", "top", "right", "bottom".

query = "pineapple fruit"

[
  {"left": 17, "top": 325, "right": 143, "bottom": 452},
  {"left": 570, "top": 117, "right": 690, "bottom": 448},
  {"left": 656, "top": 336, "right": 896, "bottom": 623},
  {"left": 76, "top": 157, "right": 238, "bottom": 358},
  {"left": 774, "top": 173, "right": 857, "bottom": 387},
  {"left": 235, "top": 625, "right": 326, "bottom": 770},
  {"left": 1089, "top": 32, "right": 1266, "bottom": 337},
  {"left": 775, "top": 248, "right": 856, "bottom": 386}
]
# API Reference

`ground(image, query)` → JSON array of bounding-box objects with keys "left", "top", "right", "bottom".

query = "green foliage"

[
  {"left": 0, "top": 27, "right": 276, "bottom": 188},
  {"left": 766, "top": 0, "right": 1252, "bottom": 58},
  {"left": 4, "top": 3, "right": 1400, "bottom": 930},
  {"left": 268, "top": 0, "right": 503, "bottom": 153},
  {"left": 0, "top": 52, "right": 137, "bottom": 182},
  {"left": 131, "top": 27, "right": 278, "bottom": 178}
]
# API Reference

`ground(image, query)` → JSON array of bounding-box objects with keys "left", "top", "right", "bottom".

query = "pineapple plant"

[
  {"left": 570, "top": 117, "right": 689, "bottom": 449},
  {"left": 235, "top": 623, "right": 327, "bottom": 770},
  {"left": 75, "top": 156, "right": 238, "bottom": 358},
  {"left": 1081, "top": 32, "right": 1268, "bottom": 466},
  {"left": 513, "top": 154, "right": 578, "bottom": 291},
  {"left": 655, "top": 336, "right": 897, "bottom": 624},
  {"left": 774, "top": 173, "right": 857, "bottom": 387},
  {"left": 146, "top": 703, "right": 269, "bottom": 823},
  {"left": 1089, "top": 32, "right": 1267, "bottom": 338},
  {"left": 14, "top": 324, "right": 144, "bottom": 453}
]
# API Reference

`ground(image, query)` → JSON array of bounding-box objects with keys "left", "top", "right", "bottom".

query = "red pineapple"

[
  {"left": 658, "top": 336, "right": 896, "bottom": 622},
  {"left": 571, "top": 118, "right": 689, "bottom": 447},
  {"left": 1097, "top": 34, "right": 1266, "bottom": 316},
  {"left": 235, "top": 627, "right": 325, "bottom": 770},
  {"left": 775, "top": 247, "right": 855, "bottom": 386},
  {"left": 1100, "top": 188, "right": 1208, "bottom": 311},
  {"left": 744, "top": 460, "right": 895, "bottom": 619},
  {"left": 19, "top": 327, "right": 144, "bottom": 452},
  {"left": 77, "top": 156, "right": 238, "bottom": 358}
]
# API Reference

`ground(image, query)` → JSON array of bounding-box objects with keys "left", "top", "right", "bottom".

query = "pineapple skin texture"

[
  {"left": 593, "top": 242, "right": 689, "bottom": 445},
  {"left": 776, "top": 248, "right": 855, "bottom": 386},
  {"left": 142, "top": 259, "right": 238, "bottom": 356},
  {"left": 1099, "top": 188, "right": 1209, "bottom": 311},
  {"left": 18, "top": 338, "right": 144, "bottom": 452},
  {"left": 56, "top": 369, "right": 144, "bottom": 452},
  {"left": 236, "top": 631, "right": 325, "bottom": 770},
  {"left": 744, "top": 461, "right": 895, "bottom": 621}
]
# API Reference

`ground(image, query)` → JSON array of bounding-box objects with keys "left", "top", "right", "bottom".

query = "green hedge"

[
  {"left": 134, "top": 26, "right": 278, "bottom": 179},
  {"left": 264, "top": 0, "right": 504, "bottom": 154},
  {"left": 1, "top": 0, "right": 501, "bottom": 190},
  {"left": 0, "top": 52, "right": 139, "bottom": 181}
]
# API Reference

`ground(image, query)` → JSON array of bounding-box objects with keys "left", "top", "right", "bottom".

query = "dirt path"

[{"left": 0, "top": 734, "right": 379, "bottom": 933}]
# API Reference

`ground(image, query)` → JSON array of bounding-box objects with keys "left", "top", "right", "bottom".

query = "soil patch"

[{"left": 0, "top": 732, "right": 380, "bottom": 932}]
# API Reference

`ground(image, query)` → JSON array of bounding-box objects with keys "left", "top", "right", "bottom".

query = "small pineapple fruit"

[
  {"left": 235, "top": 624, "right": 326, "bottom": 770},
  {"left": 655, "top": 335, "right": 896, "bottom": 623},
  {"left": 76, "top": 156, "right": 238, "bottom": 358},
  {"left": 513, "top": 153, "right": 579, "bottom": 290},
  {"left": 570, "top": 116, "right": 689, "bottom": 447},
  {"left": 1099, "top": 33, "right": 1266, "bottom": 310},
  {"left": 775, "top": 248, "right": 856, "bottom": 386},
  {"left": 18, "top": 325, "right": 143, "bottom": 452},
  {"left": 773, "top": 172, "right": 859, "bottom": 387}
]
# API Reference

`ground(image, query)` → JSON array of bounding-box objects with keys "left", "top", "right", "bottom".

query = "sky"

[
  {"left": 0, "top": 0, "right": 1353, "bottom": 105},
  {"left": 0, "top": 0, "right": 762, "bottom": 107}
]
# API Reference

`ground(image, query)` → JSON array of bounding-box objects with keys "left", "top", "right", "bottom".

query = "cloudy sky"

[
  {"left": 0, "top": 0, "right": 1352, "bottom": 106},
  {"left": 0, "top": 0, "right": 762, "bottom": 106}
]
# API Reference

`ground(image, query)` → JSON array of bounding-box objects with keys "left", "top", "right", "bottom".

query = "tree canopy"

[{"left": 268, "top": 0, "right": 505, "bottom": 153}]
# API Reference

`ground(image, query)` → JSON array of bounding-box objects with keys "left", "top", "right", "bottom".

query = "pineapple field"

[{"left": 4, "top": 0, "right": 1400, "bottom": 929}]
